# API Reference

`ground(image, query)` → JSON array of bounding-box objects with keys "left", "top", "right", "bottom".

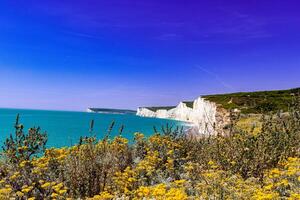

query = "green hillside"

[
  {"left": 203, "top": 87, "right": 300, "bottom": 114},
  {"left": 144, "top": 106, "right": 176, "bottom": 112},
  {"left": 143, "top": 88, "right": 300, "bottom": 114}
]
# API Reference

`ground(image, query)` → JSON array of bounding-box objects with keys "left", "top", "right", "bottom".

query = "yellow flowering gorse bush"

[{"left": 0, "top": 103, "right": 299, "bottom": 199}]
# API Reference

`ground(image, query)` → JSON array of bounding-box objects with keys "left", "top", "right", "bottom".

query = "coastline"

[{"left": 137, "top": 97, "right": 223, "bottom": 136}]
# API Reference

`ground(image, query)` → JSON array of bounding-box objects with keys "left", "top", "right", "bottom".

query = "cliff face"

[{"left": 137, "top": 97, "right": 230, "bottom": 135}]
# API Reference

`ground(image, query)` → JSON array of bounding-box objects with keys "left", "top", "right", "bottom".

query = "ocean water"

[{"left": 0, "top": 108, "right": 185, "bottom": 148}]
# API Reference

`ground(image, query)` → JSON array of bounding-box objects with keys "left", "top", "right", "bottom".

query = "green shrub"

[{"left": 2, "top": 114, "right": 47, "bottom": 164}]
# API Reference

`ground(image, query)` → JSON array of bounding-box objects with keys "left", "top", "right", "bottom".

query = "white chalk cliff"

[{"left": 137, "top": 97, "right": 228, "bottom": 135}]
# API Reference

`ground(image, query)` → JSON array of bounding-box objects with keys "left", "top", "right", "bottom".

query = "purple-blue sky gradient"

[{"left": 0, "top": 0, "right": 299, "bottom": 111}]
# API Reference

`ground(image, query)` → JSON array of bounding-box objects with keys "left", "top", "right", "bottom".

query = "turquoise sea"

[{"left": 0, "top": 108, "right": 185, "bottom": 148}]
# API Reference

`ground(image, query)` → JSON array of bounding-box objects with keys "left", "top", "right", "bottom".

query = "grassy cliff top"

[
  {"left": 143, "top": 102, "right": 194, "bottom": 112},
  {"left": 203, "top": 87, "right": 300, "bottom": 114},
  {"left": 143, "top": 106, "right": 176, "bottom": 112}
]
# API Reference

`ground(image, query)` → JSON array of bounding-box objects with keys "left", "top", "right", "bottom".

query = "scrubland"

[{"left": 0, "top": 100, "right": 300, "bottom": 199}]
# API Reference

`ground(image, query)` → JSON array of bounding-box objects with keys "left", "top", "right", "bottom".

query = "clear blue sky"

[{"left": 0, "top": 0, "right": 299, "bottom": 111}]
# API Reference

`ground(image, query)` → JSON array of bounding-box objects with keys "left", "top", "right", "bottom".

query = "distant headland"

[{"left": 87, "top": 108, "right": 136, "bottom": 115}]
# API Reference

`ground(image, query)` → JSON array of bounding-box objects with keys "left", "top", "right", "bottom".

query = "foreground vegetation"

[{"left": 0, "top": 102, "right": 300, "bottom": 199}]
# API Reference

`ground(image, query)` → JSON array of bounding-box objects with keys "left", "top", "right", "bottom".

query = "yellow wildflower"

[
  {"left": 208, "top": 160, "right": 214, "bottom": 165},
  {"left": 174, "top": 180, "right": 186, "bottom": 185},
  {"left": 0, "top": 187, "right": 12, "bottom": 195},
  {"left": 22, "top": 186, "right": 33, "bottom": 194},
  {"left": 269, "top": 168, "right": 280, "bottom": 178},
  {"left": 51, "top": 192, "right": 59, "bottom": 198},
  {"left": 16, "top": 191, "right": 24, "bottom": 197},
  {"left": 41, "top": 182, "right": 51, "bottom": 189},
  {"left": 280, "top": 179, "right": 289, "bottom": 186},
  {"left": 59, "top": 189, "right": 67, "bottom": 195}
]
